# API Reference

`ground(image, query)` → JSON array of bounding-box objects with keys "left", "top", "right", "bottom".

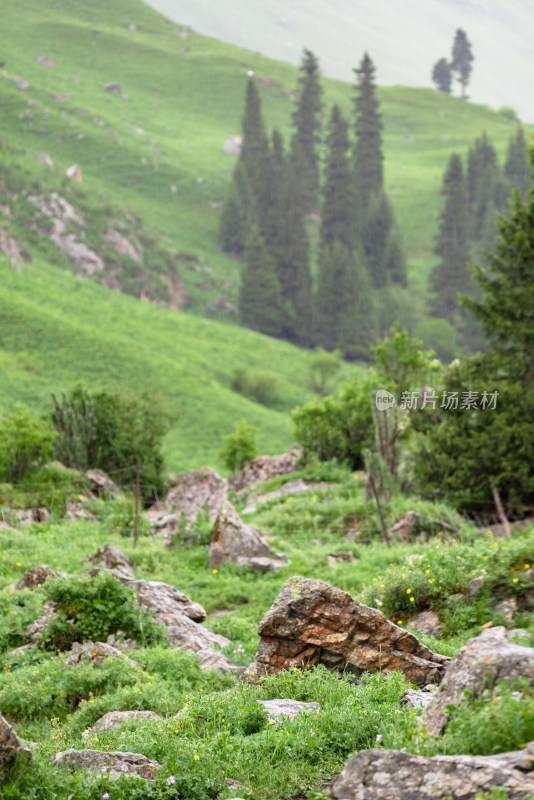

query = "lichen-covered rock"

[
  {"left": 257, "top": 699, "right": 320, "bottom": 721},
  {"left": 422, "top": 626, "right": 534, "bottom": 735},
  {"left": 1, "top": 712, "right": 31, "bottom": 781},
  {"left": 209, "top": 500, "right": 287, "bottom": 573},
  {"left": 86, "top": 544, "right": 133, "bottom": 577},
  {"left": 90, "top": 710, "right": 159, "bottom": 734},
  {"left": 399, "top": 685, "right": 437, "bottom": 710},
  {"left": 329, "top": 745, "right": 534, "bottom": 799},
  {"left": 65, "top": 641, "right": 141, "bottom": 668},
  {"left": 85, "top": 468, "right": 121, "bottom": 497},
  {"left": 229, "top": 447, "right": 300, "bottom": 493},
  {"left": 249, "top": 577, "right": 449, "bottom": 686},
  {"left": 50, "top": 749, "right": 160, "bottom": 781},
  {"left": 148, "top": 467, "right": 227, "bottom": 542},
  {"left": 15, "top": 565, "right": 66, "bottom": 591}
]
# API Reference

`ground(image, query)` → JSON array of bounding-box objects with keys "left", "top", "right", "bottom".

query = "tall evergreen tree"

[
  {"left": 428, "top": 153, "right": 471, "bottom": 325},
  {"left": 467, "top": 133, "right": 509, "bottom": 255},
  {"left": 431, "top": 57, "right": 452, "bottom": 93},
  {"left": 450, "top": 29, "right": 474, "bottom": 99},
  {"left": 269, "top": 130, "right": 313, "bottom": 345},
  {"left": 320, "top": 105, "right": 356, "bottom": 251},
  {"left": 505, "top": 126, "right": 532, "bottom": 200},
  {"left": 353, "top": 52, "right": 383, "bottom": 209},
  {"left": 239, "top": 223, "right": 282, "bottom": 338},
  {"left": 353, "top": 52, "right": 407, "bottom": 289},
  {"left": 239, "top": 77, "right": 274, "bottom": 244},
  {"left": 291, "top": 49, "right": 323, "bottom": 213},
  {"left": 218, "top": 161, "right": 253, "bottom": 255}
]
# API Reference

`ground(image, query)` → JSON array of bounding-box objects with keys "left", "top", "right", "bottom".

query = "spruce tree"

[
  {"left": 504, "top": 126, "right": 532, "bottom": 200},
  {"left": 239, "top": 224, "right": 282, "bottom": 338},
  {"left": 218, "top": 161, "right": 253, "bottom": 255},
  {"left": 320, "top": 105, "right": 355, "bottom": 251},
  {"left": 240, "top": 77, "right": 274, "bottom": 243},
  {"left": 291, "top": 49, "right": 323, "bottom": 212},
  {"left": 353, "top": 52, "right": 383, "bottom": 208},
  {"left": 428, "top": 153, "right": 471, "bottom": 325},
  {"left": 431, "top": 58, "right": 452, "bottom": 93},
  {"left": 450, "top": 29, "right": 474, "bottom": 99},
  {"left": 467, "top": 133, "right": 509, "bottom": 254},
  {"left": 269, "top": 130, "right": 313, "bottom": 345}
]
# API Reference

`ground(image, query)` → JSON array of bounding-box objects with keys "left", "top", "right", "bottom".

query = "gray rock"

[
  {"left": 36, "top": 152, "right": 53, "bottom": 167},
  {"left": 222, "top": 135, "right": 242, "bottom": 155},
  {"left": 1, "top": 712, "right": 32, "bottom": 780},
  {"left": 328, "top": 550, "right": 357, "bottom": 568},
  {"left": 65, "top": 164, "right": 82, "bottom": 182},
  {"left": 494, "top": 596, "right": 517, "bottom": 624},
  {"left": 26, "top": 600, "right": 58, "bottom": 642},
  {"left": 422, "top": 626, "right": 534, "bottom": 735},
  {"left": 244, "top": 479, "right": 337, "bottom": 514},
  {"left": 329, "top": 745, "right": 534, "bottom": 799},
  {"left": 399, "top": 685, "right": 437, "bottom": 710},
  {"left": 65, "top": 641, "right": 141, "bottom": 668},
  {"left": 209, "top": 500, "right": 287, "bottom": 572},
  {"left": 90, "top": 710, "right": 159, "bottom": 734},
  {"left": 149, "top": 467, "right": 227, "bottom": 542},
  {"left": 15, "top": 565, "right": 66, "bottom": 591},
  {"left": 85, "top": 468, "right": 121, "bottom": 497},
  {"left": 257, "top": 699, "right": 320, "bottom": 721},
  {"left": 87, "top": 544, "right": 133, "bottom": 577},
  {"left": 14, "top": 78, "right": 30, "bottom": 90},
  {"left": 103, "top": 229, "right": 143, "bottom": 263},
  {"left": 229, "top": 447, "right": 300, "bottom": 493},
  {"left": 388, "top": 510, "right": 421, "bottom": 541},
  {"left": 104, "top": 82, "right": 122, "bottom": 95},
  {"left": 50, "top": 749, "right": 160, "bottom": 781},
  {"left": 468, "top": 575, "right": 485, "bottom": 597},
  {"left": 409, "top": 609, "right": 442, "bottom": 639},
  {"left": 36, "top": 55, "right": 54, "bottom": 67}
]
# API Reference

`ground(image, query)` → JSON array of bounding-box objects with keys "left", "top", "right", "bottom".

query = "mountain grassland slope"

[{"left": 0, "top": 0, "right": 531, "bottom": 472}]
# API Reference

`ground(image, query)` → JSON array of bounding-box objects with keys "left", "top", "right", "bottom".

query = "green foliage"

[
  {"left": 230, "top": 367, "right": 282, "bottom": 408},
  {"left": 239, "top": 224, "right": 283, "bottom": 337},
  {"left": 103, "top": 494, "right": 151, "bottom": 539},
  {"left": 450, "top": 28, "right": 474, "bottom": 98},
  {"left": 308, "top": 348, "right": 342, "bottom": 395},
  {"left": 432, "top": 58, "right": 452, "bottom": 93},
  {"left": 372, "top": 323, "right": 441, "bottom": 397},
  {"left": 0, "top": 404, "right": 55, "bottom": 483},
  {"left": 218, "top": 161, "right": 253, "bottom": 256},
  {"left": 38, "top": 572, "right": 165, "bottom": 651},
  {"left": 51, "top": 385, "right": 170, "bottom": 501},
  {"left": 353, "top": 52, "right": 383, "bottom": 207},
  {"left": 291, "top": 48, "right": 323, "bottom": 212},
  {"left": 504, "top": 126, "right": 532, "bottom": 200},
  {"left": 220, "top": 419, "right": 258, "bottom": 475}
]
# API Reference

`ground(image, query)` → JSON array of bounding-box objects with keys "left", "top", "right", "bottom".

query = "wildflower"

[
  {"left": 379, "top": 584, "right": 385, "bottom": 588},
  {"left": 212, "top": 569, "right": 218, "bottom": 574},
  {"left": 513, "top": 578, "right": 519, "bottom": 583},
  {"left": 512, "top": 691, "right": 522, "bottom": 700},
  {"left": 397, "top": 620, "right": 403, "bottom": 625},
  {"left": 121, "top": 764, "right": 129, "bottom": 772},
  {"left": 376, "top": 734, "right": 382, "bottom": 742},
  {"left": 102, "top": 794, "right": 110, "bottom": 800},
  {"left": 406, "top": 588, "right": 412, "bottom": 594},
  {"left": 167, "top": 775, "right": 176, "bottom": 785},
  {"left": 194, "top": 754, "right": 200, "bottom": 761},
  {"left": 310, "top": 729, "right": 315, "bottom": 736},
  {"left": 410, "top": 597, "right": 415, "bottom": 602},
  {"left": 525, "top": 564, "right": 530, "bottom": 569},
  {"left": 16, "top": 562, "right": 21, "bottom": 567}
]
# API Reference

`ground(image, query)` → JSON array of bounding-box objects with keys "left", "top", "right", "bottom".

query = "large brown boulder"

[
  {"left": 50, "top": 749, "right": 160, "bottom": 781},
  {"left": 422, "top": 626, "right": 534, "bottom": 735},
  {"left": 209, "top": 500, "right": 287, "bottom": 573},
  {"left": 229, "top": 447, "right": 300, "bottom": 493},
  {"left": 249, "top": 577, "right": 449, "bottom": 686},
  {"left": 148, "top": 468, "right": 227, "bottom": 543},
  {"left": 1, "top": 712, "right": 31, "bottom": 781},
  {"left": 329, "top": 745, "right": 534, "bottom": 799}
]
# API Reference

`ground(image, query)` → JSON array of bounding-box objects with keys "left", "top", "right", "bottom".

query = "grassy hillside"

[
  {"left": 0, "top": 252, "right": 354, "bottom": 473},
  {"left": 146, "top": 0, "right": 534, "bottom": 124}
]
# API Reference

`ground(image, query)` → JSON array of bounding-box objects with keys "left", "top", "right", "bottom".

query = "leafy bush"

[
  {"left": 231, "top": 367, "right": 282, "bottom": 408},
  {"left": 220, "top": 419, "right": 258, "bottom": 475},
  {"left": 0, "top": 404, "right": 56, "bottom": 483},
  {"left": 39, "top": 572, "right": 165, "bottom": 650},
  {"left": 103, "top": 494, "right": 151, "bottom": 538},
  {"left": 308, "top": 348, "right": 342, "bottom": 395},
  {"left": 51, "top": 384, "right": 171, "bottom": 501}
]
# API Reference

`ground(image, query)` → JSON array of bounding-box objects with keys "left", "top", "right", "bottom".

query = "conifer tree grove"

[
  {"left": 450, "top": 29, "right": 474, "bottom": 99},
  {"left": 291, "top": 49, "right": 323, "bottom": 213},
  {"left": 352, "top": 52, "right": 407, "bottom": 289},
  {"left": 467, "top": 133, "right": 510, "bottom": 255},
  {"left": 315, "top": 106, "right": 374, "bottom": 359},
  {"left": 431, "top": 58, "right": 452, "bottom": 93},
  {"left": 505, "top": 127, "right": 532, "bottom": 200},
  {"left": 218, "top": 161, "right": 252, "bottom": 255},
  {"left": 428, "top": 153, "right": 471, "bottom": 325},
  {"left": 239, "top": 223, "right": 282, "bottom": 338}
]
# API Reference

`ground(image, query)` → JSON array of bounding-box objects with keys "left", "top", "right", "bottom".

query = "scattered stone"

[
  {"left": 65, "top": 640, "right": 141, "bottom": 668},
  {"left": 421, "top": 626, "right": 534, "bottom": 735},
  {"left": 15, "top": 565, "right": 66, "bottom": 591},
  {"left": 149, "top": 467, "right": 227, "bottom": 541},
  {"left": 388, "top": 510, "right": 421, "bottom": 541},
  {"left": 248, "top": 577, "right": 449, "bottom": 686},
  {"left": 494, "top": 596, "right": 517, "bottom": 624},
  {"left": 104, "top": 82, "right": 122, "bottom": 95},
  {"left": 52, "top": 93, "right": 71, "bottom": 103},
  {"left": 50, "top": 749, "right": 161, "bottom": 781},
  {"left": 128, "top": 23, "right": 137, "bottom": 30},
  {"left": 209, "top": 500, "right": 287, "bottom": 573},
  {"left": 178, "top": 28, "right": 188, "bottom": 38},
  {"left": 85, "top": 468, "right": 121, "bottom": 497},
  {"left": 257, "top": 699, "right": 320, "bottom": 721},
  {"left": 1, "top": 712, "right": 32, "bottom": 780},
  {"left": 328, "top": 745, "right": 534, "bottom": 799},
  {"left": 36, "top": 55, "right": 54, "bottom": 67},
  {"left": 222, "top": 135, "right": 242, "bottom": 155},
  {"left": 468, "top": 575, "right": 485, "bottom": 597},
  {"left": 26, "top": 600, "right": 58, "bottom": 642},
  {"left": 14, "top": 78, "right": 30, "bottom": 90},
  {"left": 0, "top": 228, "right": 23, "bottom": 271},
  {"left": 65, "top": 499, "right": 95, "bottom": 519},
  {"left": 65, "top": 163, "right": 82, "bottom": 182},
  {"left": 132, "top": 125, "right": 144, "bottom": 134},
  {"left": 104, "top": 229, "right": 143, "bottom": 262},
  {"left": 399, "top": 684, "right": 437, "bottom": 710},
  {"left": 36, "top": 152, "right": 53, "bottom": 167},
  {"left": 229, "top": 446, "right": 301, "bottom": 493},
  {"left": 328, "top": 551, "right": 357, "bottom": 568},
  {"left": 72, "top": 74, "right": 80, "bottom": 84},
  {"left": 86, "top": 544, "right": 133, "bottom": 577},
  {"left": 90, "top": 710, "right": 159, "bottom": 734},
  {"left": 409, "top": 609, "right": 442, "bottom": 639}
]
